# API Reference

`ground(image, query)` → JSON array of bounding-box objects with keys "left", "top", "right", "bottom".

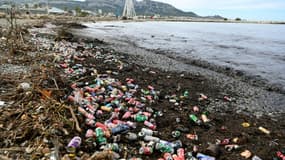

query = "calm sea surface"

[{"left": 83, "top": 21, "right": 285, "bottom": 88}]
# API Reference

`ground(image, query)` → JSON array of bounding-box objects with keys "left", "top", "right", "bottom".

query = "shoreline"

[
  {"left": 70, "top": 26, "right": 285, "bottom": 116},
  {"left": 0, "top": 19, "right": 284, "bottom": 159}
]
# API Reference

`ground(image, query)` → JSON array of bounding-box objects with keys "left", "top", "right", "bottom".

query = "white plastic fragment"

[
  {"left": 18, "top": 82, "right": 31, "bottom": 91},
  {"left": 0, "top": 101, "right": 5, "bottom": 106}
]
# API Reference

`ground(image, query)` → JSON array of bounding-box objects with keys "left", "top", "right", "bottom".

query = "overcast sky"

[{"left": 138, "top": 0, "right": 285, "bottom": 21}]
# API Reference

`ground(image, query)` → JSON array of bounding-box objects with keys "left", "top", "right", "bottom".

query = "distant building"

[
  {"left": 48, "top": 7, "right": 66, "bottom": 15},
  {"left": 23, "top": 8, "right": 47, "bottom": 15},
  {"left": 81, "top": 10, "right": 97, "bottom": 16},
  {"left": 98, "top": 9, "right": 102, "bottom": 15},
  {"left": 0, "top": 4, "right": 12, "bottom": 13},
  {"left": 107, "top": 12, "right": 116, "bottom": 17},
  {"left": 0, "top": 4, "right": 66, "bottom": 15}
]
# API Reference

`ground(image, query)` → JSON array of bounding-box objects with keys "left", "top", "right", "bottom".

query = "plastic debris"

[
  {"left": 241, "top": 150, "right": 252, "bottom": 159},
  {"left": 0, "top": 100, "right": 5, "bottom": 106},
  {"left": 0, "top": 25, "right": 282, "bottom": 160},
  {"left": 258, "top": 126, "right": 270, "bottom": 134},
  {"left": 242, "top": 122, "right": 251, "bottom": 128},
  {"left": 18, "top": 82, "right": 31, "bottom": 91}
]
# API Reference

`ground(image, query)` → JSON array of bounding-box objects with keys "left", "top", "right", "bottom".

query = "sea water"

[{"left": 82, "top": 21, "right": 285, "bottom": 89}]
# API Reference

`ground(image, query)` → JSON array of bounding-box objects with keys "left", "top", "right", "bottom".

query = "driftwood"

[{"left": 36, "top": 88, "right": 82, "bottom": 133}]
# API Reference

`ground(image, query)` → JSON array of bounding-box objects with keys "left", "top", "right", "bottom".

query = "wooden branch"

[
  {"left": 20, "top": 32, "right": 24, "bottom": 44},
  {"left": 52, "top": 78, "right": 59, "bottom": 90},
  {"left": 64, "top": 105, "right": 82, "bottom": 133},
  {"left": 35, "top": 88, "right": 82, "bottom": 133},
  {"left": 0, "top": 147, "right": 24, "bottom": 151}
]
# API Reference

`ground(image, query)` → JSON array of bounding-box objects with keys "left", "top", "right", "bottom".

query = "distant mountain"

[
  {"left": 135, "top": 0, "right": 197, "bottom": 17},
  {"left": 0, "top": 0, "right": 199, "bottom": 17},
  {"left": 0, "top": 0, "right": 226, "bottom": 18}
]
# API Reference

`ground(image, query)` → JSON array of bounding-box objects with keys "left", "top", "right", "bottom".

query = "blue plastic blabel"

[
  {"left": 196, "top": 153, "right": 216, "bottom": 160},
  {"left": 111, "top": 124, "right": 130, "bottom": 135}
]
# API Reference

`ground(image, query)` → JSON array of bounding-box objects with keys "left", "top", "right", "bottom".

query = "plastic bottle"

[
  {"left": 164, "top": 152, "right": 174, "bottom": 160},
  {"left": 67, "top": 136, "right": 82, "bottom": 148},
  {"left": 95, "top": 128, "right": 105, "bottom": 137},
  {"left": 105, "top": 143, "right": 120, "bottom": 152},
  {"left": 189, "top": 114, "right": 202, "bottom": 125},
  {"left": 125, "top": 132, "right": 138, "bottom": 141},
  {"left": 122, "top": 111, "right": 132, "bottom": 119},
  {"left": 96, "top": 136, "right": 107, "bottom": 146},
  {"left": 177, "top": 148, "right": 185, "bottom": 160},
  {"left": 171, "top": 140, "right": 183, "bottom": 150},
  {"left": 111, "top": 124, "right": 130, "bottom": 134},
  {"left": 155, "top": 142, "right": 174, "bottom": 154},
  {"left": 141, "top": 128, "right": 158, "bottom": 136},
  {"left": 133, "top": 114, "right": 148, "bottom": 122},
  {"left": 139, "top": 146, "right": 153, "bottom": 155},
  {"left": 144, "top": 135, "right": 160, "bottom": 142},
  {"left": 144, "top": 121, "right": 157, "bottom": 130}
]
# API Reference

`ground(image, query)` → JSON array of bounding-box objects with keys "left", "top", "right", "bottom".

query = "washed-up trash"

[
  {"left": 0, "top": 28, "right": 279, "bottom": 160},
  {"left": 196, "top": 153, "right": 216, "bottom": 160},
  {"left": 103, "top": 143, "right": 120, "bottom": 152},
  {"left": 18, "top": 82, "right": 31, "bottom": 91},
  {"left": 141, "top": 128, "right": 158, "bottom": 136},
  {"left": 223, "top": 96, "right": 232, "bottom": 102},
  {"left": 242, "top": 122, "right": 251, "bottom": 128},
  {"left": 163, "top": 152, "right": 173, "bottom": 160},
  {"left": 172, "top": 130, "right": 181, "bottom": 138},
  {"left": 276, "top": 151, "right": 285, "bottom": 160},
  {"left": 155, "top": 142, "right": 174, "bottom": 153},
  {"left": 66, "top": 136, "right": 82, "bottom": 159},
  {"left": 186, "top": 134, "right": 198, "bottom": 140},
  {"left": 125, "top": 132, "right": 138, "bottom": 141},
  {"left": 241, "top": 150, "right": 252, "bottom": 159},
  {"left": 139, "top": 141, "right": 155, "bottom": 155},
  {"left": 258, "top": 126, "right": 270, "bottom": 134},
  {"left": 252, "top": 155, "right": 262, "bottom": 160},
  {"left": 189, "top": 114, "right": 202, "bottom": 125},
  {"left": 198, "top": 94, "right": 208, "bottom": 101},
  {"left": 0, "top": 100, "right": 5, "bottom": 106},
  {"left": 225, "top": 144, "right": 240, "bottom": 151},
  {"left": 144, "top": 120, "right": 156, "bottom": 130},
  {"left": 193, "top": 106, "right": 200, "bottom": 112},
  {"left": 201, "top": 113, "right": 210, "bottom": 123},
  {"left": 143, "top": 135, "right": 160, "bottom": 142}
]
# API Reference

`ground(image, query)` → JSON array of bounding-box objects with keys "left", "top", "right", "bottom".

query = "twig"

[
  {"left": 74, "top": 76, "right": 90, "bottom": 83},
  {"left": 64, "top": 105, "right": 82, "bottom": 133},
  {"left": 52, "top": 78, "right": 59, "bottom": 90},
  {"left": 19, "top": 31, "right": 24, "bottom": 44},
  {"left": 0, "top": 147, "right": 24, "bottom": 151},
  {"left": 35, "top": 88, "right": 82, "bottom": 133}
]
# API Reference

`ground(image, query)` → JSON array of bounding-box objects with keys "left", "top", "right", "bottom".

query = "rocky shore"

[{"left": 0, "top": 19, "right": 284, "bottom": 160}]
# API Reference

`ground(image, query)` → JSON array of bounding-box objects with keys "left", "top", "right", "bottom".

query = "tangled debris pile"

[{"left": 0, "top": 24, "right": 284, "bottom": 160}]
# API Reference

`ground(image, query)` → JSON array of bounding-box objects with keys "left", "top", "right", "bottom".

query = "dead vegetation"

[{"left": 3, "top": 6, "right": 27, "bottom": 56}]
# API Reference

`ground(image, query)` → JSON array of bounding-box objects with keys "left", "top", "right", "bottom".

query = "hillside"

[{"left": 0, "top": 0, "right": 199, "bottom": 17}]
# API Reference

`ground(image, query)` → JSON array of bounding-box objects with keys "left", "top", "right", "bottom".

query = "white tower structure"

[{"left": 122, "top": 0, "right": 136, "bottom": 18}]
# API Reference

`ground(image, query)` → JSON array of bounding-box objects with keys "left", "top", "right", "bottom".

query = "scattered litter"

[
  {"left": 0, "top": 22, "right": 283, "bottom": 160},
  {"left": 0, "top": 100, "right": 5, "bottom": 106},
  {"left": 18, "top": 82, "right": 31, "bottom": 91}
]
